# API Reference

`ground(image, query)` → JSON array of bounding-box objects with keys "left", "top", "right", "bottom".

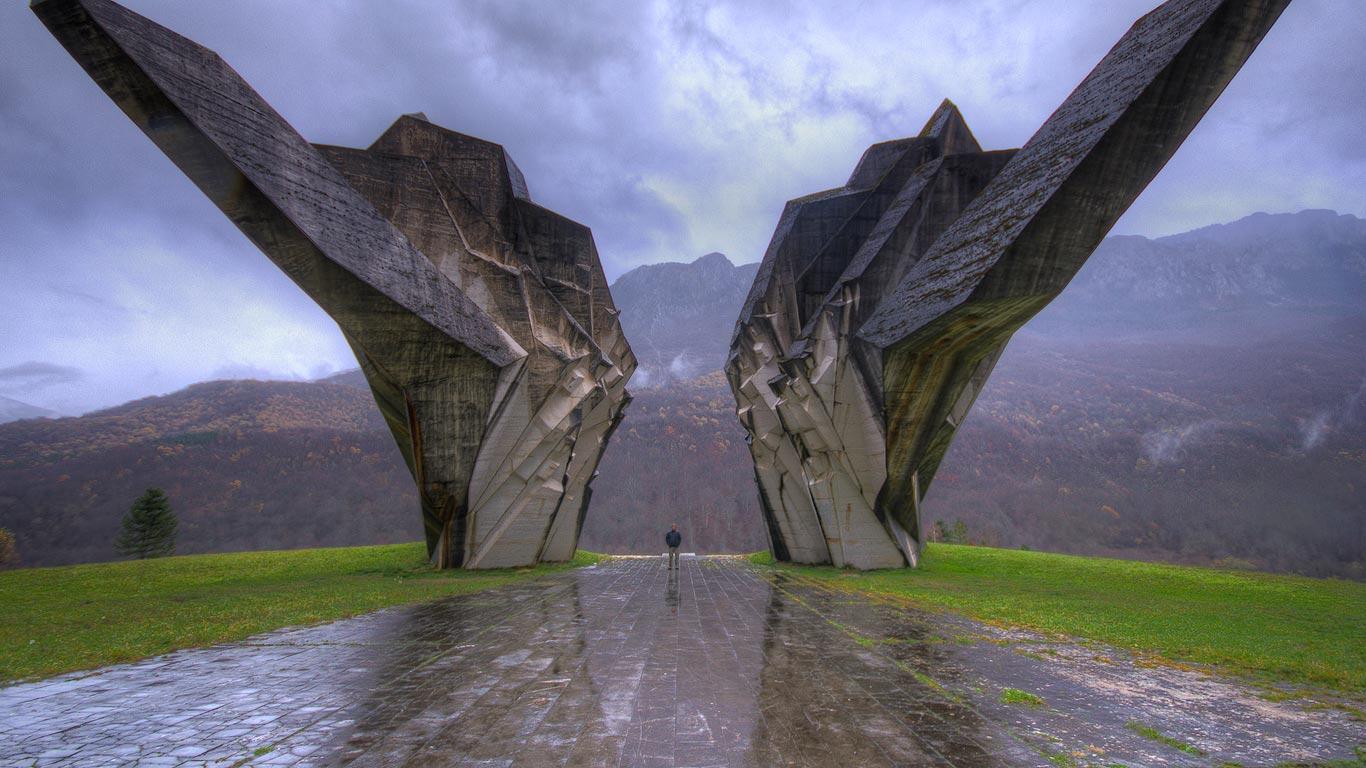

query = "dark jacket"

[{"left": 665, "top": 530, "right": 682, "bottom": 548}]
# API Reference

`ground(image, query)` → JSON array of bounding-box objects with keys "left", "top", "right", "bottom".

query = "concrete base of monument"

[{"left": 1, "top": 558, "right": 1358, "bottom": 766}]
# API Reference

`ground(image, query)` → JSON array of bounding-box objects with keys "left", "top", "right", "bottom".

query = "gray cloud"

[
  {"left": 0, "top": 362, "right": 84, "bottom": 392},
  {"left": 1, "top": 0, "right": 1362, "bottom": 413}
]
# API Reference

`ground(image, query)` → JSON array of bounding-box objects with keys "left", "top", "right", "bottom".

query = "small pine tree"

[{"left": 116, "top": 488, "right": 177, "bottom": 559}]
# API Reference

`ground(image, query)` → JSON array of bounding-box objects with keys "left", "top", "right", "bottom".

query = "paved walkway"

[{"left": 1, "top": 557, "right": 1360, "bottom": 767}]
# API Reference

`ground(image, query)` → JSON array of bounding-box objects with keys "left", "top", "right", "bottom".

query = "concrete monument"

[
  {"left": 727, "top": 0, "right": 1291, "bottom": 568},
  {"left": 34, "top": 0, "right": 636, "bottom": 568}
]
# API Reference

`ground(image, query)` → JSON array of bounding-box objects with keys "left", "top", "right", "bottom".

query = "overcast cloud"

[{"left": 1, "top": 0, "right": 1362, "bottom": 414}]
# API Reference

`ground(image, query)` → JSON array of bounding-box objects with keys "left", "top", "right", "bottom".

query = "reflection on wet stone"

[
  {"left": 751, "top": 574, "right": 1022, "bottom": 767},
  {"left": 665, "top": 571, "right": 681, "bottom": 613},
  {"left": 1, "top": 558, "right": 1360, "bottom": 767}
]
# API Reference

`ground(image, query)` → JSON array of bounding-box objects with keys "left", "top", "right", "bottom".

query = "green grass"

[
  {"left": 1126, "top": 720, "right": 1206, "bottom": 756},
  {"left": 999, "top": 687, "right": 1046, "bottom": 707},
  {"left": 749, "top": 543, "right": 1366, "bottom": 695},
  {"left": 1043, "top": 750, "right": 1079, "bottom": 768},
  {"left": 747, "top": 550, "right": 776, "bottom": 566},
  {"left": 0, "top": 544, "right": 603, "bottom": 683}
]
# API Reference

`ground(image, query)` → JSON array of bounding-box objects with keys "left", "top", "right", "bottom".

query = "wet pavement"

[{"left": 0, "top": 557, "right": 1361, "bottom": 767}]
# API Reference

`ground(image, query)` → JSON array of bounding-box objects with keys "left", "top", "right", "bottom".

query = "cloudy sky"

[{"left": 1, "top": 0, "right": 1362, "bottom": 414}]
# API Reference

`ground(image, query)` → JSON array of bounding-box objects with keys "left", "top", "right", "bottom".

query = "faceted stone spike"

[
  {"left": 728, "top": 0, "right": 1289, "bottom": 569},
  {"left": 918, "top": 99, "right": 982, "bottom": 155},
  {"left": 795, "top": 139, "right": 942, "bottom": 327},
  {"left": 34, "top": 0, "right": 635, "bottom": 569},
  {"left": 370, "top": 116, "right": 531, "bottom": 226},
  {"left": 846, "top": 139, "right": 919, "bottom": 189},
  {"left": 812, "top": 151, "right": 1018, "bottom": 344},
  {"left": 731, "top": 187, "right": 868, "bottom": 355}
]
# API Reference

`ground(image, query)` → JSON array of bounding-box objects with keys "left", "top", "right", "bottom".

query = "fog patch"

[
  {"left": 632, "top": 366, "right": 653, "bottom": 388},
  {"left": 1296, "top": 376, "right": 1366, "bottom": 452},
  {"left": 211, "top": 363, "right": 298, "bottom": 382},
  {"left": 668, "top": 353, "right": 694, "bottom": 379},
  {"left": 1296, "top": 411, "right": 1331, "bottom": 451},
  {"left": 1140, "top": 419, "right": 1222, "bottom": 464}
]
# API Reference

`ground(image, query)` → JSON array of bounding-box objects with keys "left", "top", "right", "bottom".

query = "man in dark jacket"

[{"left": 665, "top": 524, "right": 682, "bottom": 569}]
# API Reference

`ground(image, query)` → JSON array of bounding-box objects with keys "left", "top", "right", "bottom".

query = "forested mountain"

[
  {"left": 0, "top": 380, "right": 416, "bottom": 567},
  {"left": 0, "top": 211, "right": 1361, "bottom": 576},
  {"left": 922, "top": 317, "right": 1364, "bottom": 576}
]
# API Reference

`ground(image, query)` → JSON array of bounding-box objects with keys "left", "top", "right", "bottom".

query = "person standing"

[{"left": 665, "top": 524, "right": 682, "bottom": 570}]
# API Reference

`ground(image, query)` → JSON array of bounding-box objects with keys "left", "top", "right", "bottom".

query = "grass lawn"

[
  {"left": 749, "top": 544, "right": 1366, "bottom": 696},
  {"left": 0, "top": 543, "right": 602, "bottom": 683}
]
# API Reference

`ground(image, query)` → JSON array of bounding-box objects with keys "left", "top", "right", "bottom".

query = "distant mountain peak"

[
  {"left": 610, "top": 252, "right": 760, "bottom": 387},
  {"left": 695, "top": 251, "right": 733, "bottom": 267}
]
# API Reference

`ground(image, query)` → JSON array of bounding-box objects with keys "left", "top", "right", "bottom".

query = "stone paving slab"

[{"left": 0, "top": 557, "right": 1360, "bottom": 767}]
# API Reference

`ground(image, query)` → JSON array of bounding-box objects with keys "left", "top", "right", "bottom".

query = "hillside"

[
  {"left": 0, "top": 210, "right": 1362, "bottom": 576},
  {"left": 0, "top": 380, "right": 418, "bottom": 566},
  {"left": 923, "top": 317, "right": 1365, "bottom": 577}
]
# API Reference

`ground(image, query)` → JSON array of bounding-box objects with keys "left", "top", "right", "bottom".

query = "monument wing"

[
  {"left": 34, "top": 0, "right": 636, "bottom": 569},
  {"left": 727, "top": 0, "right": 1290, "bottom": 569}
]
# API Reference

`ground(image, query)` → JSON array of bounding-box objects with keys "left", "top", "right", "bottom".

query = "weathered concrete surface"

[
  {"left": 1, "top": 558, "right": 1359, "bottom": 767},
  {"left": 32, "top": 0, "right": 635, "bottom": 568},
  {"left": 726, "top": 0, "right": 1291, "bottom": 569},
  {"left": 727, "top": 104, "right": 1014, "bottom": 570}
]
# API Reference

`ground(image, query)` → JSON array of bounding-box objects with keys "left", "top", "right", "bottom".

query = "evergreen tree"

[{"left": 116, "top": 488, "right": 177, "bottom": 559}]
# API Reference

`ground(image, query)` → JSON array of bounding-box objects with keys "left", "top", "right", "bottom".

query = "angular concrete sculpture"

[
  {"left": 34, "top": 0, "right": 635, "bottom": 568},
  {"left": 727, "top": 0, "right": 1290, "bottom": 569}
]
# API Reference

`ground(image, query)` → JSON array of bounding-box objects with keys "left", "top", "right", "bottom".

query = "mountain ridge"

[{"left": 609, "top": 252, "right": 758, "bottom": 385}]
